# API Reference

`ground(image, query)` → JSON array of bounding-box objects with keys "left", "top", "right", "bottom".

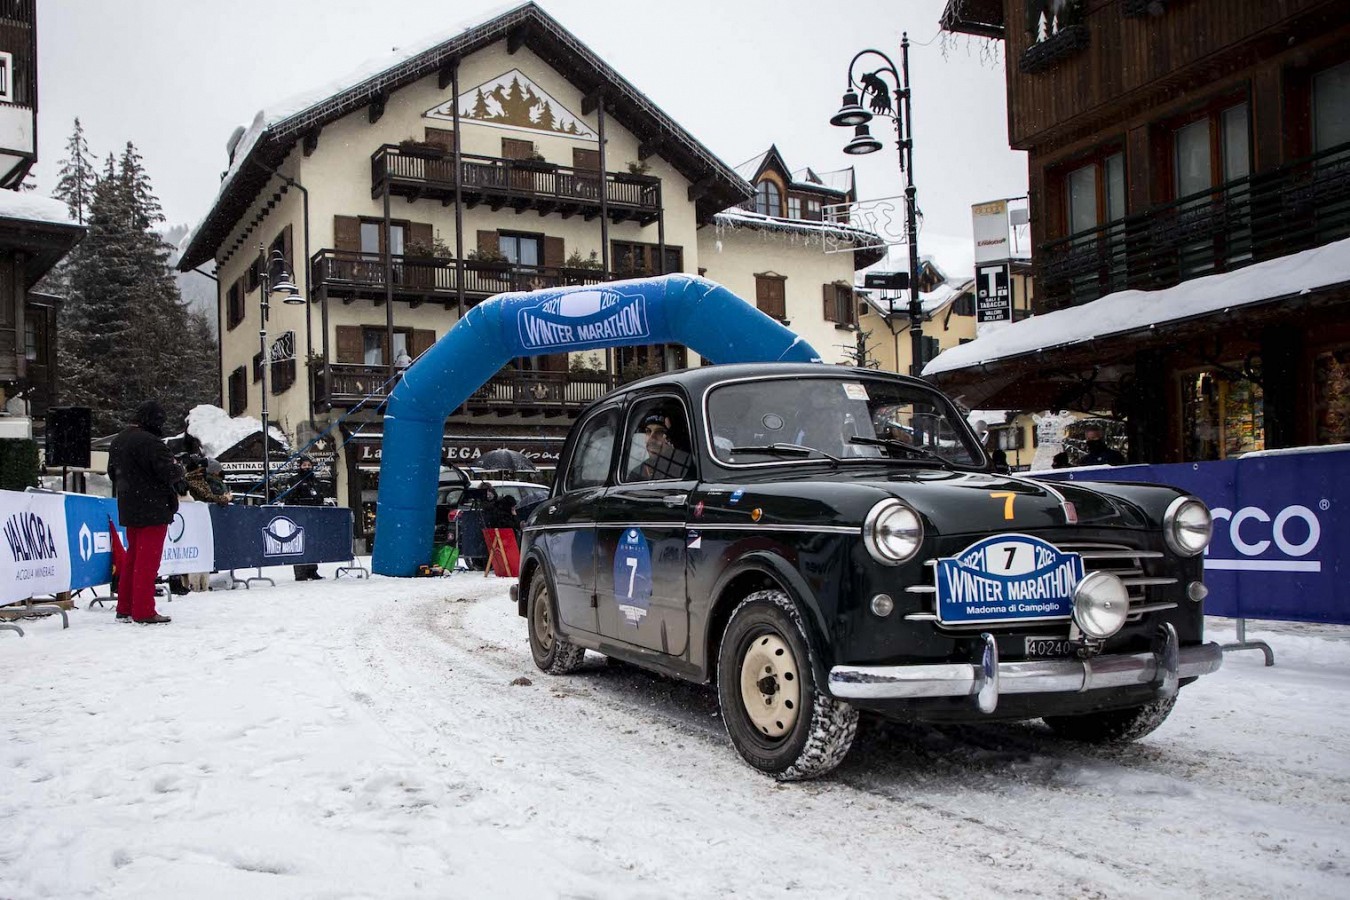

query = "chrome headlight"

[
  {"left": 1164, "top": 496, "right": 1212, "bottom": 557},
  {"left": 1072, "top": 571, "right": 1129, "bottom": 639},
  {"left": 863, "top": 499, "right": 923, "bottom": 566}
]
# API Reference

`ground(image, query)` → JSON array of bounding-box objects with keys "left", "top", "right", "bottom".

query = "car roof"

[{"left": 610, "top": 362, "right": 932, "bottom": 396}]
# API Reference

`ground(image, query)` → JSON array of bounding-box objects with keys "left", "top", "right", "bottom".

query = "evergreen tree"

[
  {"left": 53, "top": 118, "right": 97, "bottom": 224},
  {"left": 471, "top": 87, "right": 491, "bottom": 119},
  {"left": 59, "top": 147, "right": 217, "bottom": 435},
  {"left": 537, "top": 100, "right": 557, "bottom": 132},
  {"left": 503, "top": 76, "right": 532, "bottom": 123}
]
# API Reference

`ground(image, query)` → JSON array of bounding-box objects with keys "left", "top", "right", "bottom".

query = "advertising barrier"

[
  {"left": 0, "top": 490, "right": 356, "bottom": 601},
  {"left": 1039, "top": 446, "right": 1349, "bottom": 624}
]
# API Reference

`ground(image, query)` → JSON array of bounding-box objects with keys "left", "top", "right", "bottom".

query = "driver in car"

[{"left": 628, "top": 412, "right": 691, "bottom": 481}]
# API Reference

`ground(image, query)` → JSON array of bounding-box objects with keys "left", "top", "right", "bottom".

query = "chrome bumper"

[{"left": 828, "top": 625, "right": 1222, "bottom": 713}]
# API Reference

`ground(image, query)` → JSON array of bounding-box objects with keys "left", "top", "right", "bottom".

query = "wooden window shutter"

[
  {"left": 502, "top": 138, "right": 534, "bottom": 159},
  {"left": 477, "top": 230, "right": 498, "bottom": 255},
  {"left": 334, "top": 216, "right": 361, "bottom": 252},
  {"left": 572, "top": 148, "right": 600, "bottom": 171},
  {"left": 543, "top": 236, "right": 565, "bottom": 269},
  {"left": 424, "top": 126, "right": 455, "bottom": 148},
  {"left": 335, "top": 325, "right": 362, "bottom": 364},
  {"left": 282, "top": 223, "right": 294, "bottom": 270},
  {"left": 410, "top": 329, "right": 436, "bottom": 358},
  {"left": 822, "top": 284, "right": 837, "bottom": 322},
  {"left": 409, "top": 222, "right": 433, "bottom": 251}
]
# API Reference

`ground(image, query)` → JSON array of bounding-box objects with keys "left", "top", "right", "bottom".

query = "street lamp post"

[
  {"left": 830, "top": 33, "right": 925, "bottom": 376},
  {"left": 257, "top": 245, "right": 304, "bottom": 503}
]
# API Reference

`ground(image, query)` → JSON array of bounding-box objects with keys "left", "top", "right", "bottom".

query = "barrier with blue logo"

[
  {"left": 373, "top": 274, "right": 824, "bottom": 577},
  {"left": 2, "top": 490, "right": 356, "bottom": 602},
  {"left": 210, "top": 505, "right": 356, "bottom": 570},
  {"left": 1039, "top": 446, "right": 1349, "bottom": 624}
]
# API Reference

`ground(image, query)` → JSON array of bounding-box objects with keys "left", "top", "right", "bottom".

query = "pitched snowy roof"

[
  {"left": 789, "top": 166, "right": 853, "bottom": 196},
  {"left": 180, "top": 2, "right": 751, "bottom": 270},
  {"left": 712, "top": 207, "right": 886, "bottom": 268},
  {"left": 0, "top": 191, "right": 78, "bottom": 227},
  {"left": 924, "top": 236, "right": 1350, "bottom": 376}
]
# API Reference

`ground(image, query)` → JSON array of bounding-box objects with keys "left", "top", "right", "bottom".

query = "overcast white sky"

[{"left": 30, "top": 0, "right": 1025, "bottom": 270}]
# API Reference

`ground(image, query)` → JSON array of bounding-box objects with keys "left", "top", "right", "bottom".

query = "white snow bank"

[
  {"left": 925, "top": 236, "right": 1350, "bottom": 375},
  {"left": 185, "top": 404, "right": 289, "bottom": 457},
  {"left": 2, "top": 191, "right": 77, "bottom": 226}
]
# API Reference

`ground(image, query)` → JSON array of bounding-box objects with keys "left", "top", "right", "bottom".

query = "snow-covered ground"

[{"left": 4, "top": 566, "right": 1348, "bottom": 898}]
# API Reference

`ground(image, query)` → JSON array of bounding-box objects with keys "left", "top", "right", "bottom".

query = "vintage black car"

[{"left": 515, "top": 364, "right": 1222, "bottom": 780}]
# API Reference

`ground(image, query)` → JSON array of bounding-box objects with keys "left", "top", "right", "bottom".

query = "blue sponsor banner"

[
  {"left": 63, "top": 494, "right": 119, "bottom": 592},
  {"left": 512, "top": 285, "right": 652, "bottom": 353},
  {"left": 212, "top": 505, "right": 355, "bottom": 571},
  {"left": 1040, "top": 447, "right": 1349, "bottom": 624},
  {"left": 936, "top": 533, "right": 1085, "bottom": 625}
]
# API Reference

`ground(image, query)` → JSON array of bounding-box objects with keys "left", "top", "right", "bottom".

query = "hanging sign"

[{"left": 976, "top": 263, "right": 1012, "bottom": 323}]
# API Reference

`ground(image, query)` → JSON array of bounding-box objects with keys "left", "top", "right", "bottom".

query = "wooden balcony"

[
  {"left": 312, "top": 364, "right": 615, "bottom": 413},
  {"left": 312, "top": 250, "right": 610, "bottom": 306},
  {"left": 1038, "top": 141, "right": 1350, "bottom": 310},
  {"left": 371, "top": 144, "right": 662, "bottom": 225}
]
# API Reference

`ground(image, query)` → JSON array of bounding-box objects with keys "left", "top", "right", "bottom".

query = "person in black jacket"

[
  {"left": 1079, "top": 426, "right": 1126, "bottom": 466},
  {"left": 107, "top": 400, "right": 183, "bottom": 624},
  {"left": 286, "top": 455, "right": 326, "bottom": 581}
]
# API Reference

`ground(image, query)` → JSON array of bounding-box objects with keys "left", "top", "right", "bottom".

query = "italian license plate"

[{"left": 1024, "top": 637, "right": 1075, "bottom": 658}]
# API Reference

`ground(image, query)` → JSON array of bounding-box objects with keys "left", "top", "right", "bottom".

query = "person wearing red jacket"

[{"left": 108, "top": 401, "right": 183, "bottom": 624}]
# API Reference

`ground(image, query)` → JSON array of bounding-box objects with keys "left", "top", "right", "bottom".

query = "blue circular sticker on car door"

[{"left": 613, "top": 528, "right": 653, "bottom": 626}]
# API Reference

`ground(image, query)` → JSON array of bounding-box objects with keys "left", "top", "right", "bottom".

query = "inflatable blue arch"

[{"left": 371, "top": 274, "right": 822, "bottom": 576}]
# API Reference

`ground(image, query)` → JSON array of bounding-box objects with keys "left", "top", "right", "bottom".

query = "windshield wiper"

[
  {"left": 729, "top": 443, "right": 841, "bottom": 465},
  {"left": 849, "top": 436, "right": 952, "bottom": 467}
]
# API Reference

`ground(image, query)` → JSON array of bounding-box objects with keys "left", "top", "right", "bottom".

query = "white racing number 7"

[{"left": 625, "top": 556, "right": 638, "bottom": 598}]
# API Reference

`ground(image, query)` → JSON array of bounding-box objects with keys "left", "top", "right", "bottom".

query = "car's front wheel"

[
  {"left": 716, "top": 589, "right": 858, "bottom": 781},
  {"left": 527, "top": 574, "right": 586, "bottom": 675},
  {"left": 1042, "top": 695, "right": 1177, "bottom": 744}
]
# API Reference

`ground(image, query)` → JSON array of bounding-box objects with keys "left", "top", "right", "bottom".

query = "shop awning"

[{"left": 924, "top": 237, "right": 1350, "bottom": 408}]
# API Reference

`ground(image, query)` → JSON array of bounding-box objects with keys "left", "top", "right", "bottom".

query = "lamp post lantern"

[
  {"left": 830, "top": 33, "right": 925, "bottom": 376},
  {"left": 257, "top": 245, "right": 304, "bottom": 503}
]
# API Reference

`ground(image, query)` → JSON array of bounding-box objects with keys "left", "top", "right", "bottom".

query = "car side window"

[
  {"left": 623, "top": 397, "right": 695, "bottom": 483},
  {"left": 565, "top": 408, "right": 620, "bottom": 491}
]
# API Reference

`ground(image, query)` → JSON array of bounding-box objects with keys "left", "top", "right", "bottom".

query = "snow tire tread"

[{"left": 1043, "top": 694, "right": 1178, "bottom": 745}]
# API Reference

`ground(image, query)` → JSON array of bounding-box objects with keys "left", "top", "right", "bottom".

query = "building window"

[
  {"left": 612, "top": 241, "right": 682, "bottom": 277},
  {"left": 991, "top": 426, "right": 1025, "bottom": 451},
  {"left": 228, "top": 366, "right": 247, "bottom": 417},
  {"left": 360, "top": 220, "right": 407, "bottom": 257},
  {"left": 1172, "top": 103, "right": 1250, "bottom": 199},
  {"left": 226, "top": 280, "right": 245, "bottom": 330},
  {"left": 755, "top": 180, "right": 781, "bottom": 217},
  {"left": 1066, "top": 150, "right": 1125, "bottom": 236},
  {"left": 1314, "top": 348, "right": 1350, "bottom": 444},
  {"left": 822, "top": 282, "right": 856, "bottom": 326},
  {"left": 1181, "top": 367, "right": 1264, "bottom": 461},
  {"left": 499, "top": 232, "right": 542, "bottom": 267},
  {"left": 252, "top": 351, "right": 263, "bottom": 383},
  {"left": 754, "top": 273, "right": 786, "bottom": 320},
  {"left": 805, "top": 199, "right": 822, "bottom": 221},
  {"left": 0, "top": 52, "right": 11, "bottom": 104},
  {"left": 1313, "top": 60, "right": 1350, "bottom": 156},
  {"left": 787, "top": 197, "right": 802, "bottom": 219}
]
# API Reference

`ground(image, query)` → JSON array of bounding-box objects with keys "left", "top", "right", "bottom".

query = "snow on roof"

[
  {"left": 185, "top": 404, "right": 290, "bottom": 458},
  {"left": 186, "top": 3, "right": 521, "bottom": 253},
  {"left": 859, "top": 278, "right": 972, "bottom": 318},
  {"left": 967, "top": 409, "right": 1011, "bottom": 429},
  {"left": 924, "top": 235, "right": 1350, "bottom": 377},
  {"left": 1, "top": 191, "right": 77, "bottom": 227},
  {"left": 789, "top": 166, "right": 853, "bottom": 196},
  {"left": 712, "top": 207, "right": 882, "bottom": 247}
]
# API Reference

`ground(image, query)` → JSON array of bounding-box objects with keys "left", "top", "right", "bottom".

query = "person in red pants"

[{"left": 108, "top": 400, "right": 184, "bottom": 624}]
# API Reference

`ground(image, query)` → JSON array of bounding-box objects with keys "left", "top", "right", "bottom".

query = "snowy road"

[{"left": 3, "top": 567, "right": 1349, "bottom": 898}]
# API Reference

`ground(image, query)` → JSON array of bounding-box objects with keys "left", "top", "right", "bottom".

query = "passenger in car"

[{"left": 628, "top": 412, "right": 692, "bottom": 481}]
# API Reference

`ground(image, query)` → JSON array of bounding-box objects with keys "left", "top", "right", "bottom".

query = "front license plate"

[{"left": 1024, "top": 637, "right": 1075, "bottom": 658}]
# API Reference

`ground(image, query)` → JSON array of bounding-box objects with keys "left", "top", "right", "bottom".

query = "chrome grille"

[{"left": 904, "top": 540, "right": 1177, "bottom": 629}]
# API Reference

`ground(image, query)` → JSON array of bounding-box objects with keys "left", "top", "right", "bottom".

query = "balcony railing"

[
  {"left": 371, "top": 144, "right": 662, "bottom": 224},
  {"left": 313, "top": 364, "right": 615, "bottom": 412},
  {"left": 1039, "top": 141, "right": 1350, "bottom": 309},
  {"left": 312, "top": 250, "right": 610, "bottom": 302}
]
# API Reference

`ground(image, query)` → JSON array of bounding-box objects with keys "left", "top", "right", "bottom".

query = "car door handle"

[{"left": 662, "top": 494, "right": 687, "bottom": 508}]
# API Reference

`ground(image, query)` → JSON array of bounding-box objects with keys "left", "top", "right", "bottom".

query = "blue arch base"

[{"left": 371, "top": 274, "right": 821, "bottom": 576}]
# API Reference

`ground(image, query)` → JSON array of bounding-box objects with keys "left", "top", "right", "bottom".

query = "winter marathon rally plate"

[{"left": 934, "top": 533, "right": 1085, "bottom": 625}]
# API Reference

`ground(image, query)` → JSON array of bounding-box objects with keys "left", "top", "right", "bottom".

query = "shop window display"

[
  {"left": 1182, "top": 367, "right": 1264, "bottom": 460},
  {"left": 1314, "top": 349, "right": 1350, "bottom": 445}
]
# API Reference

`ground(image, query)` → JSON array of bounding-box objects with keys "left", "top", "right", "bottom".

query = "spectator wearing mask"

[
  {"left": 1079, "top": 426, "right": 1126, "bottom": 466},
  {"left": 107, "top": 400, "right": 182, "bottom": 624},
  {"left": 285, "top": 456, "right": 327, "bottom": 581}
]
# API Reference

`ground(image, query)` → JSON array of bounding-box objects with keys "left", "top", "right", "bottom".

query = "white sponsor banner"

[
  {"left": 973, "top": 199, "right": 1010, "bottom": 265},
  {"left": 0, "top": 490, "right": 72, "bottom": 603},
  {"left": 159, "top": 502, "right": 215, "bottom": 575}
]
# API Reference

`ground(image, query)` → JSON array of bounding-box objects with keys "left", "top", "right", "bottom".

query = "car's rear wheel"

[
  {"left": 527, "top": 575, "right": 586, "bottom": 675},
  {"left": 1042, "top": 695, "right": 1177, "bottom": 745},
  {"left": 716, "top": 589, "right": 858, "bottom": 781}
]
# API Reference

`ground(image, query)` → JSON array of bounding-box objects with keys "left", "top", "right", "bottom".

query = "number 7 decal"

[
  {"left": 990, "top": 491, "right": 1016, "bottom": 520},
  {"left": 625, "top": 556, "right": 638, "bottom": 598}
]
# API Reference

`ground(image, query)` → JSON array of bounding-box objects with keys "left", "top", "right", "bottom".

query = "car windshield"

[{"left": 706, "top": 376, "right": 983, "bottom": 468}]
